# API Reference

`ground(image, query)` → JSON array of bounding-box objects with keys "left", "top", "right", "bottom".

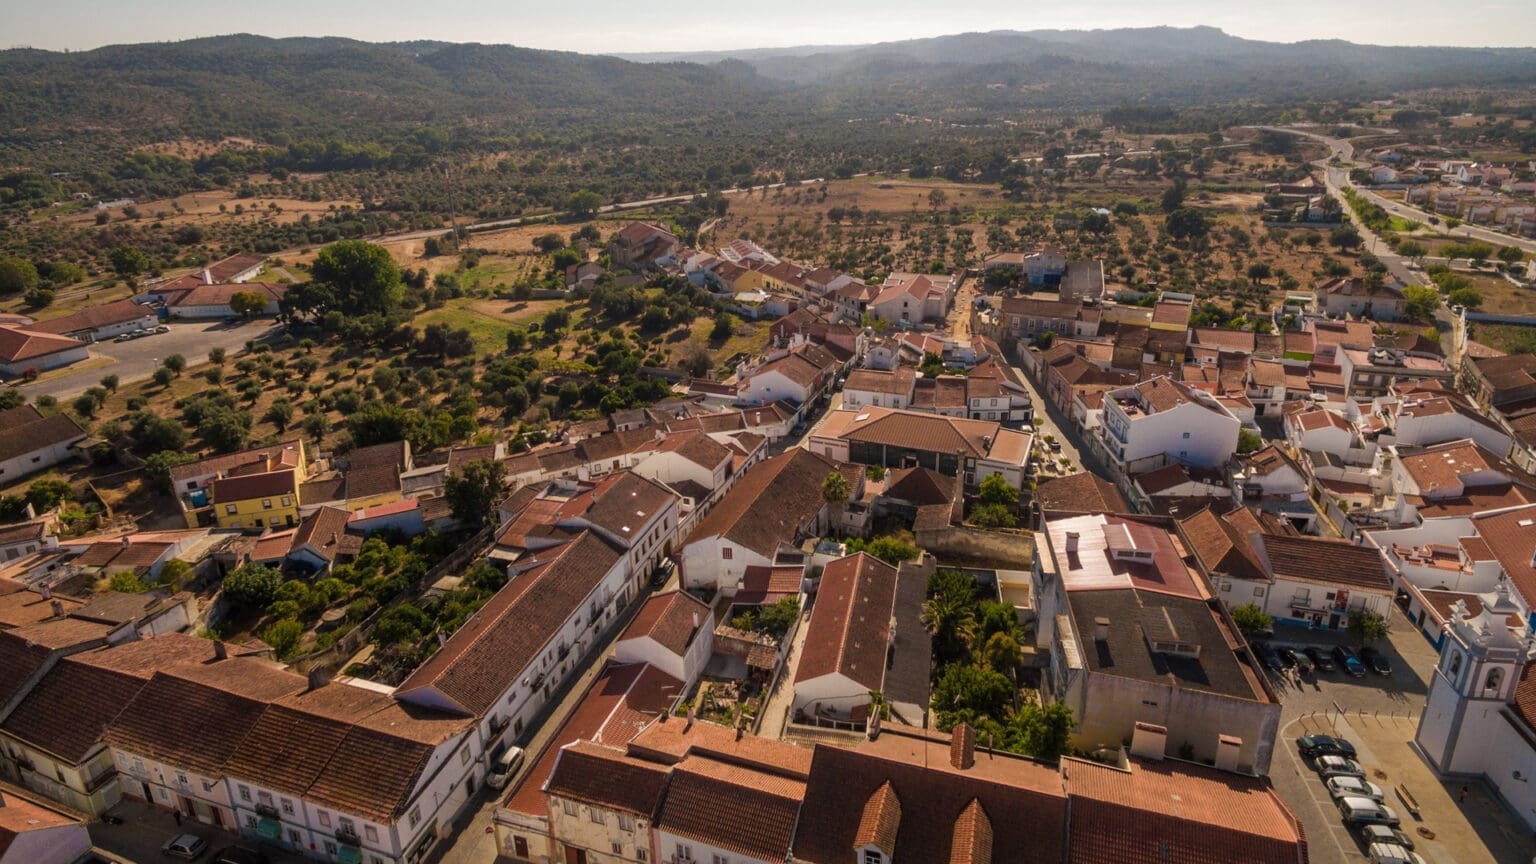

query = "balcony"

[
  {"left": 255, "top": 802, "right": 280, "bottom": 819},
  {"left": 336, "top": 825, "right": 361, "bottom": 847}
]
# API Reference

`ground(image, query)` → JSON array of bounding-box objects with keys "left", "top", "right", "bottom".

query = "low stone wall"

[{"left": 914, "top": 524, "right": 1033, "bottom": 568}]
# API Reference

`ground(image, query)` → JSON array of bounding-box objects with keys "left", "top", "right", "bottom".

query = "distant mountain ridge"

[{"left": 1, "top": 27, "right": 1534, "bottom": 151}]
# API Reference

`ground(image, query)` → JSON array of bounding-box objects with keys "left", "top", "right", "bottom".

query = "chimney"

[
  {"left": 50, "top": 600, "right": 64, "bottom": 618},
  {"left": 1065, "top": 531, "right": 1080, "bottom": 553},
  {"left": 213, "top": 640, "right": 228, "bottom": 660},
  {"left": 692, "top": 612, "right": 701, "bottom": 632},
  {"left": 307, "top": 668, "right": 331, "bottom": 692},
  {"left": 950, "top": 722, "right": 976, "bottom": 770},
  {"left": 121, "top": 536, "right": 131, "bottom": 549},
  {"left": 1093, "top": 616, "right": 1111, "bottom": 643},
  {"left": 1130, "top": 722, "right": 1167, "bottom": 761},
  {"left": 40, "top": 585, "right": 50, "bottom": 600},
  {"left": 1215, "top": 735, "right": 1242, "bottom": 773}
]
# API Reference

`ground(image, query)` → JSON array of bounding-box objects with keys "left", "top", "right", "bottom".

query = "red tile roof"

[
  {"left": 795, "top": 553, "right": 897, "bottom": 691},
  {"left": 620, "top": 590, "right": 710, "bottom": 658},
  {"left": 0, "top": 326, "right": 84, "bottom": 363},
  {"left": 27, "top": 299, "right": 154, "bottom": 335},
  {"left": 684, "top": 448, "right": 837, "bottom": 557},
  {"left": 396, "top": 531, "right": 623, "bottom": 716},
  {"left": 1063, "top": 755, "right": 1306, "bottom": 864}
]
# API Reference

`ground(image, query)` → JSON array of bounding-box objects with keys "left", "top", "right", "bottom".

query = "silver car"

[
  {"left": 1326, "top": 776, "right": 1384, "bottom": 802},
  {"left": 161, "top": 833, "right": 207, "bottom": 860},
  {"left": 1315, "top": 755, "right": 1366, "bottom": 779}
]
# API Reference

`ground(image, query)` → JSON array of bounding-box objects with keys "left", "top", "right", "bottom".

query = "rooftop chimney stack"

[
  {"left": 1065, "top": 531, "right": 1080, "bottom": 554},
  {"left": 950, "top": 722, "right": 976, "bottom": 770},
  {"left": 1130, "top": 721, "right": 1168, "bottom": 761},
  {"left": 1215, "top": 735, "right": 1243, "bottom": 773},
  {"left": 40, "top": 585, "right": 50, "bottom": 600},
  {"left": 307, "top": 668, "right": 331, "bottom": 692},
  {"left": 50, "top": 600, "right": 64, "bottom": 618},
  {"left": 213, "top": 640, "right": 228, "bottom": 661},
  {"left": 1093, "top": 616, "right": 1111, "bottom": 643}
]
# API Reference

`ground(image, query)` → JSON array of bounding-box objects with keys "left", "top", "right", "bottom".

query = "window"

[
  {"left": 460, "top": 748, "right": 470, "bottom": 765},
  {"left": 364, "top": 825, "right": 378, "bottom": 843},
  {"left": 187, "top": 481, "right": 197, "bottom": 490},
  {"left": 612, "top": 842, "right": 624, "bottom": 855},
  {"left": 1220, "top": 582, "right": 1231, "bottom": 592},
  {"left": 589, "top": 808, "right": 604, "bottom": 825},
  {"left": 281, "top": 496, "right": 291, "bottom": 507},
  {"left": 318, "top": 811, "right": 331, "bottom": 828},
  {"left": 289, "top": 830, "right": 301, "bottom": 843},
  {"left": 324, "top": 842, "right": 337, "bottom": 855},
  {"left": 1181, "top": 432, "right": 1191, "bottom": 439},
  {"left": 281, "top": 799, "right": 294, "bottom": 816},
  {"left": 712, "top": 855, "right": 730, "bottom": 864},
  {"left": 408, "top": 805, "right": 421, "bottom": 828},
  {"left": 176, "top": 772, "right": 188, "bottom": 786},
  {"left": 261, "top": 499, "right": 272, "bottom": 509},
  {"left": 637, "top": 851, "right": 647, "bottom": 863},
  {"left": 721, "top": 547, "right": 732, "bottom": 560},
  {"left": 618, "top": 814, "right": 634, "bottom": 832},
  {"left": 563, "top": 799, "right": 579, "bottom": 816},
  {"left": 1486, "top": 667, "right": 1505, "bottom": 693},
  {"left": 675, "top": 845, "right": 693, "bottom": 862},
  {"left": 245, "top": 815, "right": 258, "bottom": 829},
  {"left": 864, "top": 852, "right": 884, "bottom": 864},
  {"left": 201, "top": 780, "right": 215, "bottom": 793},
  {"left": 225, "top": 504, "right": 238, "bottom": 515},
  {"left": 238, "top": 785, "right": 251, "bottom": 802},
  {"left": 1254, "top": 587, "right": 1266, "bottom": 597}
]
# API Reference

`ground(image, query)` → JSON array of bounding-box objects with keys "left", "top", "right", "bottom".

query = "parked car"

[
  {"left": 1359, "top": 646, "right": 1392, "bottom": 676},
  {"left": 1288, "top": 648, "right": 1314, "bottom": 674},
  {"left": 1258, "top": 643, "right": 1284, "bottom": 672},
  {"left": 486, "top": 746, "right": 526, "bottom": 790},
  {"left": 161, "top": 834, "right": 208, "bottom": 860},
  {"left": 1315, "top": 756, "right": 1367, "bottom": 779},
  {"left": 113, "top": 333, "right": 133, "bottom": 342},
  {"left": 1333, "top": 645, "right": 1367, "bottom": 677},
  {"left": 1275, "top": 646, "right": 1299, "bottom": 670},
  {"left": 1305, "top": 646, "right": 1336, "bottom": 672},
  {"left": 1338, "top": 796, "right": 1401, "bottom": 827},
  {"left": 1048, "top": 439, "right": 1063, "bottom": 453},
  {"left": 1297, "top": 734, "right": 1356, "bottom": 760},
  {"left": 1367, "top": 843, "right": 1424, "bottom": 864},
  {"left": 1357, "top": 824, "right": 1414, "bottom": 851},
  {"left": 1327, "top": 776, "right": 1385, "bottom": 802},
  {"left": 155, "top": 324, "right": 170, "bottom": 333}
]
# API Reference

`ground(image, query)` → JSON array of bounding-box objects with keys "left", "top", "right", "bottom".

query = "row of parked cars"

[
  {"left": 112, "top": 324, "right": 170, "bottom": 342},
  {"left": 1259, "top": 642, "right": 1391, "bottom": 678},
  {"left": 1297, "top": 734, "right": 1423, "bottom": 863}
]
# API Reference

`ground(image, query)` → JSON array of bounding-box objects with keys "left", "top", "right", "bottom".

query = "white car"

[
  {"left": 1326, "top": 776, "right": 1384, "bottom": 802},
  {"left": 1315, "top": 755, "right": 1366, "bottom": 779}
]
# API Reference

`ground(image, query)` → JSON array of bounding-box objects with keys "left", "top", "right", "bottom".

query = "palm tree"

[
  {"left": 981, "top": 631, "right": 1024, "bottom": 678},
  {"left": 922, "top": 594, "right": 976, "bottom": 664},
  {"left": 821, "top": 470, "right": 849, "bottom": 505}
]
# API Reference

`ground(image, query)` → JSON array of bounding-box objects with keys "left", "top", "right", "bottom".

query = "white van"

[
  {"left": 1338, "top": 796, "right": 1400, "bottom": 827},
  {"left": 1367, "top": 842, "right": 1424, "bottom": 864},
  {"left": 487, "top": 746, "right": 526, "bottom": 790}
]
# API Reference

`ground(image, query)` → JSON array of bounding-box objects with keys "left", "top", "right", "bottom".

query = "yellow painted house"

[
  {"left": 209, "top": 468, "right": 301, "bottom": 531},
  {"left": 175, "top": 439, "right": 309, "bottom": 529}
]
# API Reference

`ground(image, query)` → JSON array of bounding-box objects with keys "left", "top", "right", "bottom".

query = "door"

[
  {"left": 140, "top": 781, "right": 153, "bottom": 801},
  {"left": 1329, "top": 613, "right": 1341, "bottom": 630},
  {"left": 513, "top": 837, "right": 529, "bottom": 859},
  {"left": 564, "top": 847, "right": 587, "bottom": 864}
]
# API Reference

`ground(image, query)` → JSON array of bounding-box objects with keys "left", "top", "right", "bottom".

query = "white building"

[
  {"left": 25, "top": 299, "right": 158, "bottom": 343},
  {"left": 677, "top": 448, "right": 841, "bottom": 597},
  {"left": 612, "top": 590, "right": 715, "bottom": 688},
  {"left": 395, "top": 530, "right": 633, "bottom": 759},
  {"left": 1415, "top": 579, "right": 1536, "bottom": 835},
  {"left": 0, "top": 327, "right": 87, "bottom": 378},
  {"left": 791, "top": 553, "right": 897, "bottom": 724},
  {"left": 1097, "top": 377, "right": 1241, "bottom": 476}
]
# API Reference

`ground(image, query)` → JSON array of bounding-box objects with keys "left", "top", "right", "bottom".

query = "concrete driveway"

[{"left": 19, "top": 319, "right": 281, "bottom": 401}]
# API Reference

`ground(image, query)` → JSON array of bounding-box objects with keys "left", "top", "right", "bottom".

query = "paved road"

[{"left": 18, "top": 319, "right": 280, "bottom": 401}]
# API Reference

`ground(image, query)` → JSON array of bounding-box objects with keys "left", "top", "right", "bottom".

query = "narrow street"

[{"left": 427, "top": 571, "right": 677, "bottom": 864}]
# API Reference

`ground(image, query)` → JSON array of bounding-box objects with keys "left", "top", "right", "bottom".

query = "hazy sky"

[{"left": 8, "top": 0, "right": 1535, "bottom": 53}]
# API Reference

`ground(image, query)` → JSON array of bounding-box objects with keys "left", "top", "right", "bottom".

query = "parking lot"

[
  {"left": 18, "top": 319, "right": 280, "bottom": 401},
  {"left": 1263, "top": 620, "right": 1535, "bottom": 863}
]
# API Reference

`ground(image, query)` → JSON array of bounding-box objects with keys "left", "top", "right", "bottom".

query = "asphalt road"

[{"left": 18, "top": 319, "right": 281, "bottom": 401}]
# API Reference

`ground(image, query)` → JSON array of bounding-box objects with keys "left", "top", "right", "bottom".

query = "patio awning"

[{"left": 256, "top": 817, "right": 281, "bottom": 840}]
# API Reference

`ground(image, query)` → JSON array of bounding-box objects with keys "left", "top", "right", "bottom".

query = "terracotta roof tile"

[
  {"left": 684, "top": 448, "right": 837, "bottom": 558},
  {"left": 795, "top": 553, "right": 897, "bottom": 690},
  {"left": 621, "top": 590, "right": 710, "bottom": 658}
]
